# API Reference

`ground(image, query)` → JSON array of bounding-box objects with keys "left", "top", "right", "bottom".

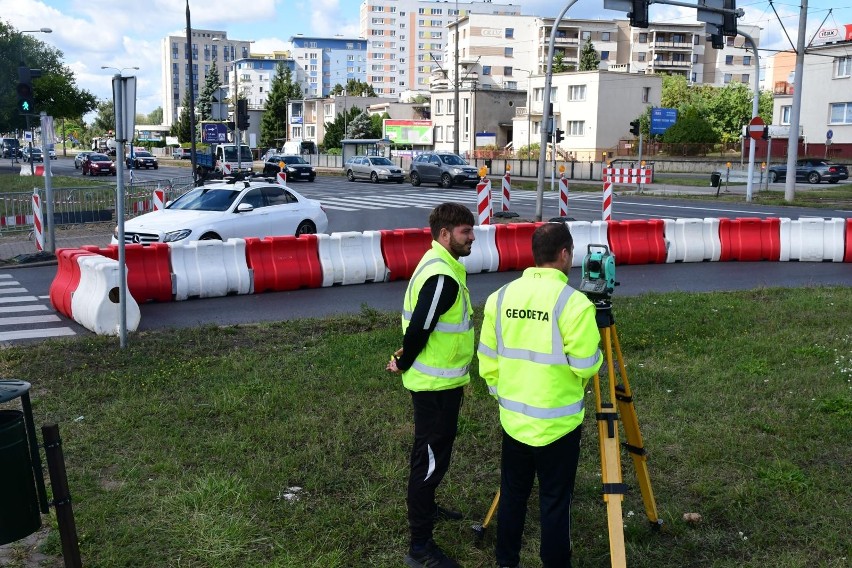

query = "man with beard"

[{"left": 386, "top": 202, "right": 476, "bottom": 568}]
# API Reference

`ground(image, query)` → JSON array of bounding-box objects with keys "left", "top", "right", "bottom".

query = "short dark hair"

[
  {"left": 532, "top": 222, "right": 574, "bottom": 265},
  {"left": 428, "top": 202, "right": 475, "bottom": 239}
]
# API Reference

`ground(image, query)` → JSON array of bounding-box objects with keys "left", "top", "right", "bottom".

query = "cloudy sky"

[{"left": 1, "top": 0, "right": 847, "bottom": 116}]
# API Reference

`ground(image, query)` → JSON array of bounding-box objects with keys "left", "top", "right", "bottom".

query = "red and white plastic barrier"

[
  {"left": 559, "top": 174, "right": 569, "bottom": 218},
  {"left": 31, "top": 190, "right": 43, "bottom": 252},
  {"left": 317, "top": 231, "right": 388, "bottom": 286},
  {"left": 461, "top": 225, "right": 500, "bottom": 274},
  {"left": 501, "top": 170, "right": 511, "bottom": 212},
  {"left": 170, "top": 239, "right": 252, "bottom": 300},
  {"left": 602, "top": 179, "right": 613, "bottom": 221},
  {"left": 153, "top": 187, "right": 165, "bottom": 211},
  {"left": 222, "top": 163, "right": 233, "bottom": 176},
  {"left": 70, "top": 255, "right": 141, "bottom": 335},
  {"left": 277, "top": 171, "right": 287, "bottom": 185},
  {"left": 604, "top": 167, "right": 652, "bottom": 184},
  {"left": 477, "top": 177, "right": 492, "bottom": 225}
]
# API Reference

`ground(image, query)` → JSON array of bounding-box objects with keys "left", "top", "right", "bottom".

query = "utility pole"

[
  {"left": 453, "top": 0, "right": 460, "bottom": 155},
  {"left": 784, "top": 0, "right": 808, "bottom": 202}
]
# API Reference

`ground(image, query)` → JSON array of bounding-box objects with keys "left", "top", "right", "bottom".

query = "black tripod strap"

[
  {"left": 602, "top": 483, "right": 629, "bottom": 495},
  {"left": 597, "top": 404, "right": 618, "bottom": 438},
  {"left": 623, "top": 442, "right": 646, "bottom": 456}
]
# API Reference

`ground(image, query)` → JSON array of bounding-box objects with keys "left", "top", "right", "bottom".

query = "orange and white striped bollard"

[
  {"left": 501, "top": 165, "right": 511, "bottom": 212},
  {"left": 153, "top": 186, "right": 165, "bottom": 211},
  {"left": 558, "top": 165, "right": 569, "bottom": 217},
  {"left": 602, "top": 166, "right": 613, "bottom": 221},
  {"left": 476, "top": 166, "right": 492, "bottom": 225},
  {"left": 32, "top": 189, "right": 43, "bottom": 251}
]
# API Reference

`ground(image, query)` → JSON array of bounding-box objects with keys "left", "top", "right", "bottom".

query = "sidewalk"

[{"left": 0, "top": 223, "right": 113, "bottom": 267}]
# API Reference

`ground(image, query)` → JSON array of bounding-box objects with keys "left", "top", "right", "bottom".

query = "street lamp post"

[{"left": 19, "top": 29, "right": 52, "bottom": 176}]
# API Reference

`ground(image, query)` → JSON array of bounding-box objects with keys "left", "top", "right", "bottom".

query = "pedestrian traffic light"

[
  {"left": 710, "top": 31, "right": 724, "bottom": 49},
  {"left": 630, "top": 0, "right": 649, "bottom": 28},
  {"left": 236, "top": 99, "right": 249, "bottom": 130},
  {"left": 16, "top": 66, "right": 35, "bottom": 115},
  {"left": 629, "top": 120, "right": 640, "bottom": 136},
  {"left": 555, "top": 129, "right": 564, "bottom": 143}
]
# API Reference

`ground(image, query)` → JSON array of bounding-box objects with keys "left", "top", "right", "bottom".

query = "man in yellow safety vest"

[
  {"left": 386, "top": 202, "right": 476, "bottom": 568},
  {"left": 478, "top": 222, "right": 603, "bottom": 568}
]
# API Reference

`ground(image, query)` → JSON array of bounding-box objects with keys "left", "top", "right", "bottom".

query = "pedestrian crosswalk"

[
  {"left": 0, "top": 274, "right": 76, "bottom": 344},
  {"left": 311, "top": 188, "right": 588, "bottom": 212}
]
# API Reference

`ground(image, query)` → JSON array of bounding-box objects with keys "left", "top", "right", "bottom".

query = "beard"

[{"left": 449, "top": 233, "right": 473, "bottom": 257}]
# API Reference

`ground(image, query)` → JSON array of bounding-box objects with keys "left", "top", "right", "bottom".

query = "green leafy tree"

[
  {"left": 0, "top": 21, "right": 97, "bottom": 132},
  {"left": 147, "top": 107, "right": 164, "bottom": 125},
  {"left": 661, "top": 107, "right": 719, "bottom": 144},
  {"left": 91, "top": 99, "right": 115, "bottom": 134},
  {"left": 331, "top": 79, "right": 377, "bottom": 97},
  {"left": 197, "top": 62, "right": 221, "bottom": 122},
  {"left": 171, "top": 91, "right": 194, "bottom": 143},
  {"left": 553, "top": 52, "right": 568, "bottom": 73},
  {"left": 260, "top": 63, "right": 302, "bottom": 148},
  {"left": 579, "top": 38, "right": 600, "bottom": 71},
  {"left": 346, "top": 110, "right": 373, "bottom": 139},
  {"left": 323, "top": 106, "right": 366, "bottom": 150}
]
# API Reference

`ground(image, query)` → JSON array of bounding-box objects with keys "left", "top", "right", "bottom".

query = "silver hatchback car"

[{"left": 345, "top": 156, "right": 405, "bottom": 183}]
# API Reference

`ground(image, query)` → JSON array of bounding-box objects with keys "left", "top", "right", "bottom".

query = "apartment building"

[
  {"left": 358, "top": 0, "right": 520, "bottom": 96},
  {"left": 289, "top": 36, "right": 367, "bottom": 98},
  {"left": 160, "top": 29, "right": 252, "bottom": 127},
  {"left": 229, "top": 54, "right": 297, "bottom": 111},
  {"left": 288, "top": 95, "right": 397, "bottom": 148}
]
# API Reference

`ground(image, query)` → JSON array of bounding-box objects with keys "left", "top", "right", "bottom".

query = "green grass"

[
  {"left": 0, "top": 287, "right": 850, "bottom": 567},
  {"left": 0, "top": 174, "right": 113, "bottom": 193}
]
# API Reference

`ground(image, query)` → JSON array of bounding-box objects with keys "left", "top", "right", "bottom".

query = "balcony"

[
  {"left": 652, "top": 59, "right": 691, "bottom": 68},
  {"left": 774, "top": 81, "right": 794, "bottom": 95}
]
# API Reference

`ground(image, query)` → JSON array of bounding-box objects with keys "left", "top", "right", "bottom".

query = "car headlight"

[
  {"left": 286, "top": 166, "right": 296, "bottom": 172},
  {"left": 451, "top": 167, "right": 464, "bottom": 174},
  {"left": 377, "top": 168, "right": 390, "bottom": 174},
  {"left": 164, "top": 229, "right": 192, "bottom": 242}
]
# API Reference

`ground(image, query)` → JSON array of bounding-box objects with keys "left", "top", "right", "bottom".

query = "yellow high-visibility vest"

[
  {"left": 401, "top": 242, "right": 474, "bottom": 392},
  {"left": 478, "top": 267, "right": 602, "bottom": 446}
]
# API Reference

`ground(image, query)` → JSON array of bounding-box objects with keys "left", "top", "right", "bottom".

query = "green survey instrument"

[{"left": 578, "top": 244, "right": 617, "bottom": 300}]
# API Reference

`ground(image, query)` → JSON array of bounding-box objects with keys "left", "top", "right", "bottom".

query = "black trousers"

[
  {"left": 407, "top": 387, "right": 464, "bottom": 544},
  {"left": 496, "top": 425, "right": 583, "bottom": 568}
]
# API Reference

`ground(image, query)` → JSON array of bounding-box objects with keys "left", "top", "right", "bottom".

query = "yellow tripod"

[
  {"left": 473, "top": 298, "right": 662, "bottom": 566},
  {"left": 593, "top": 298, "right": 661, "bottom": 567}
]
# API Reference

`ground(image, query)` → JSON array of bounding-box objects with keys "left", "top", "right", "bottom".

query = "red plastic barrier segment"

[
  {"left": 495, "top": 222, "right": 546, "bottom": 272},
  {"left": 379, "top": 228, "right": 433, "bottom": 281},
  {"left": 606, "top": 219, "right": 667, "bottom": 265},
  {"left": 845, "top": 219, "right": 852, "bottom": 263},
  {"left": 245, "top": 235, "right": 322, "bottom": 292},
  {"left": 49, "top": 249, "right": 96, "bottom": 318},
  {"left": 80, "top": 243, "right": 173, "bottom": 302},
  {"left": 719, "top": 217, "right": 781, "bottom": 262}
]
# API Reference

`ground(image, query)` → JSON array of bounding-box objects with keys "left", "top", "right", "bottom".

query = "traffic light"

[
  {"left": 629, "top": 120, "right": 640, "bottom": 136},
  {"left": 710, "top": 31, "right": 724, "bottom": 49},
  {"left": 555, "top": 129, "right": 564, "bottom": 143},
  {"left": 721, "top": 0, "right": 738, "bottom": 37},
  {"left": 236, "top": 99, "right": 249, "bottom": 130},
  {"left": 761, "top": 126, "right": 769, "bottom": 140},
  {"left": 630, "top": 0, "right": 649, "bottom": 28},
  {"left": 16, "top": 66, "right": 35, "bottom": 115}
]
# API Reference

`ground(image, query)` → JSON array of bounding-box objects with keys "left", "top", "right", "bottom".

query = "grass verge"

[{"left": 0, "top": 287, "right": 849, "bottom": 567}]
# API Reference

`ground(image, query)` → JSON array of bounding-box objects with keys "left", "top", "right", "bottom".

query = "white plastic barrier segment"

[
  {"left": 664, "top": 218, "right": 711, "bottom": 263},
  {"left": 703, "top": 217, "right": 722, "bottom": 262},
  {"left": 70, "top": 255, "right": 140, "bottom": 335},
  {"left": 318, "top": 232, "right": 386, "bottom": 286},
  {"left": 461, "top": 225, "right": 499, "bottom": 274},
  {"left": 567, "top": 220, "right": 609, "bottom": 267},
  {"left": 780, "top": 217, "right": 846, "bottom": 262},
  {"left": 170, "top": 239, "right": 252, "bottom": 301}
]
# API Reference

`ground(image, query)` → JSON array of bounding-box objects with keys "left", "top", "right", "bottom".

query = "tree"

[
  {"left": 553, "top": 52, "right": 568, "bottom": 73},
  {"left": 260, "top": 63, "right": 302, "bottom": 148},
  {"left": 331, "top": 79, "right": 377, "bottom": 97},
  {"left": 0, "top": 21, "right": 97, "bottom": 132},
  {"left": 323, "top": 106, "right": 366, "bottom": 150},
  {"left": 197, "top": 62, "right": 221, "bottom": 122},
  {"left": 661, "top": 107, "right": 719, "bottom": 146},
  {"left": 579, "top": 38, "right": 600, "bottom": 71},
  {"left": 91, "top": 99, "right": 115, "bottom": 134},
  {"left": 346, "top": 111, "right": 373, "bottom": 139},
  {"left": 172, "top": 91, "right": 193, "bottom": 143}
]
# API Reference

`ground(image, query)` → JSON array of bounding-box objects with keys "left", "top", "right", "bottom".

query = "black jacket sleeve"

[{"left": 396, "top": 274, "right": 460, "bottom": 371}]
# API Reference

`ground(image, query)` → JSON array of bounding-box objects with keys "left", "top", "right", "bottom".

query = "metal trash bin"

[
  {"left": 710, "top": 171, "right": 722, "bottom": 188},
  {"left": 0, "top": 381, "right": 45, "bottom": 545}
]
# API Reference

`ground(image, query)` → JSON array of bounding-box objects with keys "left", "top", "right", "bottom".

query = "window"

[
  {"left": 639, "top": 33, "right": 648, "bottom": 43},
  {"left": 505, "top": 81, "right": 517, "bottom": 89},
  {"left": 836, "top": 56, "right": 852, "bottom": 78},
  {"left": 567, "top": 121, "right": 584, "bottom": 136},
  {"left": 601, "top": 32, "right": 611, "bottom": 41},
  {"left": 723, "top": 73, "right": 732, "bottom": 84},
  {"left": 642, "top": 87, "right": 650, "bottom": 103},
  {"left": 741, "top": 74, "right": 750, "bottom": 83},
  {"left": 638, "top": 53, "right": 646, "bottom": 62},
  {"left": 482, "top": 65, "right": 491, "bottom": 75},
  {"left": 504, "top": 47, "right": 513, "bottom": 57},
  {"left": 780, "top": 105, "right": 791, "bottom": 125},
  {"left": 506, "top": 28, "right": 514, "bottom": 38},
  {"left": 568, "top": 84, "right": 586, "bottom": 101},
  {"left": 743, "top": 55, "right": 751, "bottom": 65},
  {"left": 581, "top": 31, "right": 591, "bottom": 40},
  {"left": 435, "top": 126, "right": 443, "bottom": 142},
  {"left": 504, "top": 66, "right": 513, "bottom": 76},
  {"left": 726, "top": 37, "right": 735, "bottom": 47},
  {"left": 435, "top": 99, "right": 443, "bottom": 114},
  {"left": 600, "top": 51, "right": 609, "bottom": 61},
  {"left": 830, "top": 102, "right": 852, "bottom": 124},
  {"left": 725, "top": 55, "right": 734, "bottom": 65}
]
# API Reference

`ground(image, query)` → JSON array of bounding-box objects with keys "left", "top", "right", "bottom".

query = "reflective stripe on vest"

[
  {"left": 402, "top": 258, "right": 472, "bottom": 333},
  {"left": 499, "top": 396, "right": 584, "bottom": 419},
  {"left": 412, "top": 361, "right": 471, "bottom": 378}
]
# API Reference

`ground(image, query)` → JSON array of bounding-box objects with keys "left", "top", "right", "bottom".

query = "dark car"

[
  {"left": 262, "top": 154, "right": 315, "bottom": 181},
  {"left": 409, "top": 152, "right": 479, "bottom": 188},
  {"left": 22, "top": 147, "right": 44, "bottom": 163},
  {"left": 2, "top": 138, "right": 20, "bottom": 159},
  {"left": 127, "top": 150, "right": 159, "bottom": 170},
  {"left": 82, "top": 153, "right": 116, "bottom": 176},
  {"left": 345, "top": 155, "right": 405, "bottom": 183},
  {"left": 768, "top": 159, "right": 849, "bottom": 184}
]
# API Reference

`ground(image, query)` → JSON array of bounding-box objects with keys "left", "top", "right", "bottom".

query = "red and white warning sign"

[{"left": 748, "top": 116, "right": 765, "bottom": 140}]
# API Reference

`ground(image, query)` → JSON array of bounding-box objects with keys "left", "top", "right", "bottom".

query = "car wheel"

[
  {"left": 768, "top": 171, "right": 778, "bottom": 183},
  {"left": 154, "top": 164, "right": 159, "bottom": 170},
  {"left": 296, "top": 220, "right": 316, "bottom": 236},
  {"left": 371, "top": 172, "right": 379, "bottom": 184},
  {"left": 410, "top": 171, "right": 421, "bottom": 187},
  {"left": 308, "top": 175, "right": 315, "bottom": 182},
  {"left": 441, "top": 173, "right": 453, "bottom": 189},
  {"left": 808, "top": 172, "right": 821, "bottom": 184},
  {"left": 347, "top": 170, "right": 355, "bottom": 182},
  {"left": 199, "top": 233, "right": 221, "bottom": 241}
]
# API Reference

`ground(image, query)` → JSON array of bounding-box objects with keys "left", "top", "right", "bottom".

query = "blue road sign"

[
  {"left": 202, "top": 122, "right": 229, "bottom": 143},
  {"left": 826, "top": 129, "right": 833, "bottom": 140},
  {"left": 650, "top": 107, "right": 678, "bottom": 135}
]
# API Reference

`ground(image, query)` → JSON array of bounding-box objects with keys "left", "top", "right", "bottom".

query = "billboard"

[
  {"left": 650, "top": 107, "right": 678, "bottom": 135},
  {"left": 383, "top": 119, "right": 433, "bottom": 145},
  {"left": 813, "top": 24, "right": 852, "bottom": 45}
]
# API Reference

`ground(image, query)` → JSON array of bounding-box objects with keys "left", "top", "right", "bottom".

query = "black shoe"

[
  {"left": 404, "top": 539, "right": 461, "bottom": 568},
  {"left": 434, "top": 505, "right": 463, "bottom": 521}
]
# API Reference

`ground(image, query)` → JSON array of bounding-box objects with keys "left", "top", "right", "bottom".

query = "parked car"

[
  {"left": 262, "top": 154, "right": 316, "bottom": 181},
  {"left": 768, "top": 159, "right": 849, "bottom": 184},
  {"left": 409, "top": 152, "right": 480, "bottom": 188},
  {"left": 22, "top": 147, "right": 44, "bottom": 163},
  {"left": 2, "top": 138, "right": 20, "bottom": 159},
  {"left": 74, "top": 151, "right": 94, "bottom": 169},
  {"left": 47, "top": 147, "right": 57, "bottom": 160},
  {"left": 112, "top": 179, "right": 328, "bottom": 244},
  {"left": 345, "top": 155, "right": 405, "bottom": 183},
  {"left": 172, "top": 147, "right": 193, "bottom": 160},
  {"left": 82, "top": 153, "right": 116, "bottom": 176},
  {"left": 126, "top": 150, "right": 159, "bottom": 170}
]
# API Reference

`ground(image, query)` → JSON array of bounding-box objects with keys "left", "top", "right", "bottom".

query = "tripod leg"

[
  {"left": 472, "top": 489, "right": 500, "bottom": 541},
  {"left": 610, "top": 325, "right": 661, "bottom": 527}
]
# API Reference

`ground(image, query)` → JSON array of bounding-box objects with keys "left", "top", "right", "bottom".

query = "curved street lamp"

[{"left": 101, "top": 66, "right": 140, "bottom": 75}]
